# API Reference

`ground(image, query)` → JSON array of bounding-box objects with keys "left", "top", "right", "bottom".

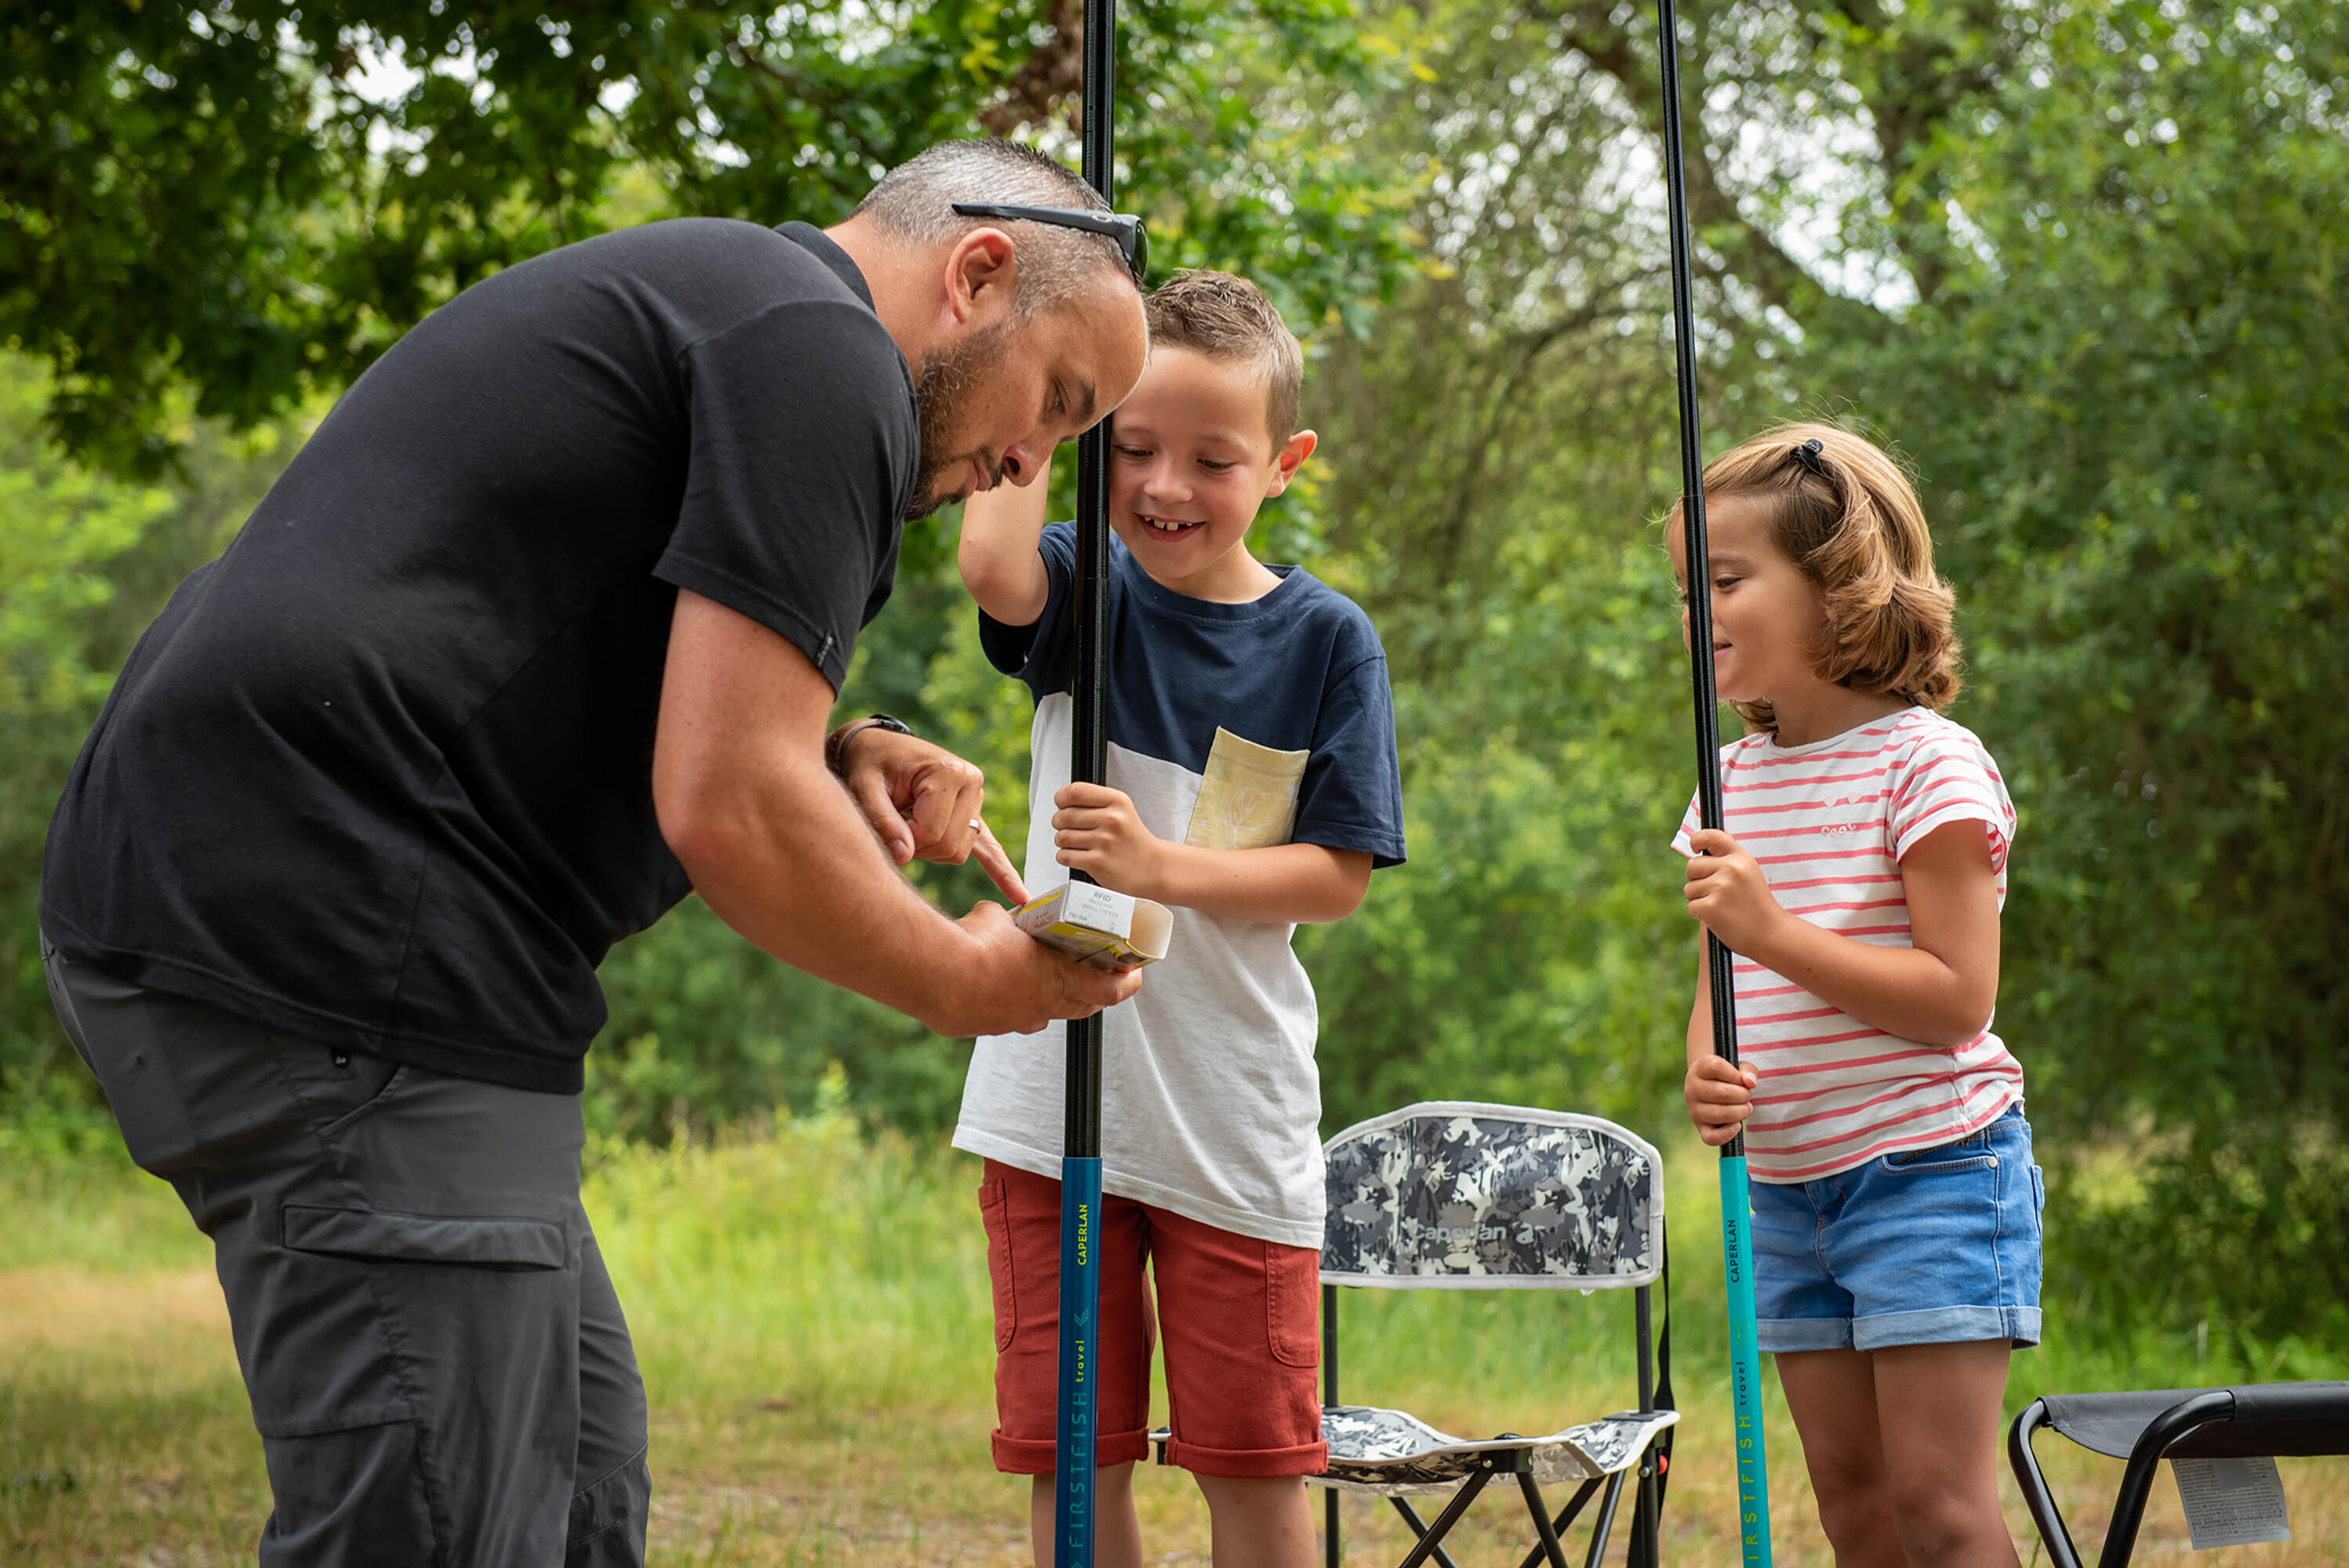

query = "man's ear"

[
  {"left": 1263, "top": 429, "right": 1318, "bottom": 497},
  {"left": 943, "top": 228, "right": 1019, "bottom": 328}
]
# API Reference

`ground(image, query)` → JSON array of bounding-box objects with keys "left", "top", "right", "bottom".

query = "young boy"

[{"left": 953, "top": 270, "right": 1407, "bottom": 1568}]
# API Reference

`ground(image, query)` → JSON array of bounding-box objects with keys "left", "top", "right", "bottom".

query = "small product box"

[{"left": 1014, "top": 882, "right": 1173, "bottom": 970}]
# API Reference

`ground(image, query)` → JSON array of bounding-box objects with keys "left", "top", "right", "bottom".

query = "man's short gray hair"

[{"left": 856, "top": 139, "right": 1133, "bottom": 318}]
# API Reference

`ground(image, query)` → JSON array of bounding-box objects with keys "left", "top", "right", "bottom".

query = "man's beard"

[{"left": 904, "top": 319, "right": 1015, "bottom": 521}]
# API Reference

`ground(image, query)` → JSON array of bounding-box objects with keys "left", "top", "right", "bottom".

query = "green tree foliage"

[
  {"left": 1294, "top": 0, "right": 2347, "bottom": 1352},
  {"left": 1, "top": 0, "right": 1425, "bottom": 1134},
  {"left": 1843, "top": 0, "right": 2349, "bottom": 1352},
  {"left": 5, "top": 0, "right": 1415, "bottom": 471},
  {"left": 4, "top": 0, "right": 2344, "bottom": 1365},
  {"left": 0, "top": 358, "right": 304, "bottom": 1146}
]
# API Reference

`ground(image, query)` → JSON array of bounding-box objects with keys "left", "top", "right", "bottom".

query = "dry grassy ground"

[{"left": 3, "top": 1127, "right": 2343, "bottom": 1566}]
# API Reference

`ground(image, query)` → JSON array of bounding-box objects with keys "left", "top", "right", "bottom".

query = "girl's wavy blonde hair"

[{"left": 1673, "top": 422, "right": 1962, "bottom": 735}]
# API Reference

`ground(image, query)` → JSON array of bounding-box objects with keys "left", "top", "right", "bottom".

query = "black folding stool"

[
  {"left": 1185, "top": 1100, "right": 1679, "bottom": 1568},
  {"left": 2008, "top": 1380, "right": 2349, "bottom": 1567}
]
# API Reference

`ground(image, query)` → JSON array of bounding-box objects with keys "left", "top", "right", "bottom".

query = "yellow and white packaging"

[{"left": 1014, "top": 882, "right": 1173, "bottom": 970}]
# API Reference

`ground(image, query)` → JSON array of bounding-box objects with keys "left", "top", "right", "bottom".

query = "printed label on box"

[{"left": 1058, "top": 882, "right": 1135, "bottom": 941}]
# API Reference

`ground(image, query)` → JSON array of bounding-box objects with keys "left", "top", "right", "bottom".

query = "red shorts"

[{"left": 978, "top": 1160, "right": 1327, "bottom": 1479}]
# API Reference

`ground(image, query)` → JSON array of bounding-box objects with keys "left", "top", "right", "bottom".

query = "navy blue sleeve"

[
  {"left": 1291, "top": 611, "right": 1407, "bottom": 869},
  {"left": 976, "top": 519, "right": 1079, "bottom": 696}
]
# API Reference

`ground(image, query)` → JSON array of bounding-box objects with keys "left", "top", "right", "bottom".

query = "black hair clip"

[{"left": 1790, "top": 437, "right": 1828, "bottom": 476}]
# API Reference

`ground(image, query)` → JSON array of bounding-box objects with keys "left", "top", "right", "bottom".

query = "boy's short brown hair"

[
  {"left": 1674, "top": 421, "right": 1963, "bottom": 735},
  {"left": 1141, "top": 270, "right": 1305, "bottom": 448}
]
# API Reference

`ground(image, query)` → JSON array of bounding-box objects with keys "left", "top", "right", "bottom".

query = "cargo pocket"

[
  {"left": 282, "top": 1204, "right": 567, "bottom": 1270},
  {"left": 1185, "top": 728, "right": 1309, "bottom": 851},
  {"left": 1265, "top": 1242, "right": 1321, "bottom": 1370},
  {"left": 979, "top": 1179, "right": 1018, "bottom": 1352},
  {"left": 258, "top": 1419, "right": 439, "bottom": 1559}
]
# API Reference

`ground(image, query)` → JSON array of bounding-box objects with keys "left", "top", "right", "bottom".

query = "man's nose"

[{"left": 1000, "top": 435, "right": 1049, "bottom": 487}]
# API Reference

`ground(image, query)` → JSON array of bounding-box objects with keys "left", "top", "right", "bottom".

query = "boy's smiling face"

[{"left": 1107, "top": 345, "right": 1315, "bottom": 602}]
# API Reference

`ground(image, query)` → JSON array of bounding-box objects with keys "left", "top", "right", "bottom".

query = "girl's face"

[{"left": 1672, "top": 495, "right": 1830, "bottom": 710}]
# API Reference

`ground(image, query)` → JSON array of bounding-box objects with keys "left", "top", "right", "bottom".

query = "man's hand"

[
  {"left": 1683, "top": 828, "right": 1787, "bottom": 957},
  {"left": 838, "top": 725, "right": 1026, "bottom": 901},
  {"left": 1685, "top": 1054, "right": 1759, "bottom": 1146},
  {"left": 1052, "top": 782, "right": 1163, "bottom": 895},
  {"left": 939, "top": 900, "right": 1143, "bottom": 1036}
]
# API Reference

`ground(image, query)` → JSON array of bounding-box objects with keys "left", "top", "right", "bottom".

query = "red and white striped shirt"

[{"left": 1673, "top": 707, "right": 2023, "bottom": 1183}]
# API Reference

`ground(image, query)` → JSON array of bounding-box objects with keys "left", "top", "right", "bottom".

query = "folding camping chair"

[
  {"left": 1158, "top": 1100, "right": 1676, "bottom": 1568},
  {"left": 2008, "top": 1381, "right": 2349, "bottom": 1567}
]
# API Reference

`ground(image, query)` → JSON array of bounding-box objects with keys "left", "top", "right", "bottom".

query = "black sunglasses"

[{"left": 949, "top": 201, "right": 1149, "bottom": 287}]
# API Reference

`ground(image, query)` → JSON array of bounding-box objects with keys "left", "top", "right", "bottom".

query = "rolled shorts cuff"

[
  {"left": 991, "top": 1427, "right": 1151, "bottom": 1475},
  {"left": 1163, "top": 1435, "right": 1329, "bottom": 1479},
  {"left": 1756, "top": 1316, "right": 1855, "bottom": 1354},
  {"left": 1853, "top": 1304, "right": 2042, "bottom": 1352}
]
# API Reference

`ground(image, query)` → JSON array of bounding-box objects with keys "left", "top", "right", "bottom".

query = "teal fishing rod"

[
  {"left": 1055, "top": 0, "right": 1118, "bottom": 1561},
  {"left": 1654, "top": 0, "right": 1774, "bottom": 1561}
]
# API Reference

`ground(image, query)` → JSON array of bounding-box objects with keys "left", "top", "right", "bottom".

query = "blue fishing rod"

[
  {"left": 1654, "top": 0, "right": 1774, "bottom": 1561},
  {"left": 1055, "top": 0, "right": 1118, "bottom": 1560}
]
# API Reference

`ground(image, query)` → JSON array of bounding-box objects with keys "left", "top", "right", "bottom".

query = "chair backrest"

[{"left": 1321, "top": 1101, "right": 1663, "bottom": 1290}]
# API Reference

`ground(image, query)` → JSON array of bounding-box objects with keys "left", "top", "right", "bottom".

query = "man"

[{"left": 38, "top": 138, "right": 1149, "bottom": 1566}]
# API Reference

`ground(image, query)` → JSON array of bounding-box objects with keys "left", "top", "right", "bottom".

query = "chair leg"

[
  {"left": 1579, "top": 1471, "right": 1627, "bottom": 1568},
  {"left": 1632, "top": 1446, "right": 1660, "bottom": 1568},
  {"left": 2008, "top": 1401, "right": 2084, "bottom": 1568},
  {"left": 1327, "top": 1486, "right": 1342, "bottom": 1568},
  {"left": 1515, "top": 1472, "right": 1571, "bottom": 1568},
  {"left": 2100, "top": 1392, "right": 2235, "bottom": 1568},
  {"left": 1514, "top": 1479, "right": 1603, "bottom": 1568},
  {"left": 1388, "top": 1498, "right": 1464, "bottom": 1568},
  {"left": 1394, "top": 1474, "right": 1492, "bottom": 1568}
]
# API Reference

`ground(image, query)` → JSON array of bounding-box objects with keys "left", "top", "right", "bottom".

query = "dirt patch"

[{"left": 0, "top": 1265, "right": 227, "bottom": 1359}]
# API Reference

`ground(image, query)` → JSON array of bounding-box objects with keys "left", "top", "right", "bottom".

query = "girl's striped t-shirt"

[{"left": 1672, "top": 706, "right": 2023, "bottom": 1184}]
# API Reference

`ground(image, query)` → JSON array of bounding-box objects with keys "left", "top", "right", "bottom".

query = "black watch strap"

[{"left": 826, "top": 713, "right": 913, "bottom": 775}]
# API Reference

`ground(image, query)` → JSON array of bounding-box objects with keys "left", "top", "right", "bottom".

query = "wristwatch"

[{"left": 826, "top": 713, "right": 913, "bottom": 775}]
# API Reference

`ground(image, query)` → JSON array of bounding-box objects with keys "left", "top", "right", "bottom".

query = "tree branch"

[
  {"left": 978, "top": 0, "right": 1085, "bottom": 137},
  {"left": 1535, "top": 0, "right": 1888, "bottom": 341}
]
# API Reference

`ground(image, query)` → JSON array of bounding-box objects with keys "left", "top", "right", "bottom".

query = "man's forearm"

[{"left": 673, "top": 745, "right": 977, "bottom": 1029}]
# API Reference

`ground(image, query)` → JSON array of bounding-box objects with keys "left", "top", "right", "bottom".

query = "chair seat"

[
  {"left": 1311, "top": 1403, "right": 1680, "bottom": 1497},
  {"left": 2039, "top": 1382, "right": 2349, "bottom": 1461}
]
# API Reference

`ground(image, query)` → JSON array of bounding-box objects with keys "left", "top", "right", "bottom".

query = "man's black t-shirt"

[{"left": 41, "top": 219, "right": 917, "bottom": 1093}]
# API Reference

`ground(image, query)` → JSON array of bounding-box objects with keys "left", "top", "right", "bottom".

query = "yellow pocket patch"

[{"left": 1185, "top": 728, "right": 1309, "bottom": 851}]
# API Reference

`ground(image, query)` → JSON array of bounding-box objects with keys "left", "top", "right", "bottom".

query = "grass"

[{"left": 4, "top": 1115, "right": 2344, "bottom": 1565}]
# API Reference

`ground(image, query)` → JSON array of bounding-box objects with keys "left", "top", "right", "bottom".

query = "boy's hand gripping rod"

[
  {"left": 1654, "top": 0, "right": 1774, "bottom": 1562},
  {"left": 1056, "top": 0, "right": 1118, "bottom": 1560}
]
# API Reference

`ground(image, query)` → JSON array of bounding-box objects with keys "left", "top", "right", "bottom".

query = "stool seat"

[{"left": 1315, "top": 1404, "right": 1683, "bottom": 1497}]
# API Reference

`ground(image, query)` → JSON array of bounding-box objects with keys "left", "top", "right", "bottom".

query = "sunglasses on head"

[{"left": 949, "top": 202, "right": 1149, "bottom": 288}]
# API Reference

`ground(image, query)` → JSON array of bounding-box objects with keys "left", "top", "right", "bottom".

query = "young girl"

[{"left": 1671, "top": 423, "right": 2037, "bottom": 1567}]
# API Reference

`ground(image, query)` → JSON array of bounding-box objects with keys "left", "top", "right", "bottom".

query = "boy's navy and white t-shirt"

[{"left": 953, "top": 522, "right": 1406, "bottom": 1248}]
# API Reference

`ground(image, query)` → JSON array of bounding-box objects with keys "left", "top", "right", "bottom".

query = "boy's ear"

[{"left": 1263, "top": 429, "right": 1318, "bottom": 498}]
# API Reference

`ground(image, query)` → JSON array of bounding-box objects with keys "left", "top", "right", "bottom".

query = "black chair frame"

[
  {"left": 2009, "top": 1381, "right": 2349, "bottom": 1568},
  {"left": 1318, "top": 1271, "right": 1670, "bottom": 1568}
]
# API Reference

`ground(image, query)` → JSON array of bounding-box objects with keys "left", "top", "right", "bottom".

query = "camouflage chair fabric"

[{"left": 1309, "top": 1102, "right": 1678, "bottom": 1566}]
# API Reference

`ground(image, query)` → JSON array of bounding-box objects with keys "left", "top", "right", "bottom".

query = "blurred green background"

[{"left": 3, "top": 0, "right": 2343, "bottom": 1376}]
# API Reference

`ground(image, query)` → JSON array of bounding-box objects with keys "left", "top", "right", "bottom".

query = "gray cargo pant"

[{"left": 42, "top": 935, "right": 651, "bottom": 1567}]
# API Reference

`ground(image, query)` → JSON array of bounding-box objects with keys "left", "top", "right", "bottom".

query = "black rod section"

[
  {"left": 1323, "top": 1283, "right": 1341, "bottom": 1568},
  {"left": 1654, "top": 0, "right": 1743, "bottom": 1153},
  {"left": 1065, "top": 0, "right": 1117, "bottom": 1160}
]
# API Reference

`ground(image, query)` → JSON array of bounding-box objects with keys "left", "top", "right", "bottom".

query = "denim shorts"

[{"left": 1748, "top": 1105, "right": 2043, "bottom": 1354}]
